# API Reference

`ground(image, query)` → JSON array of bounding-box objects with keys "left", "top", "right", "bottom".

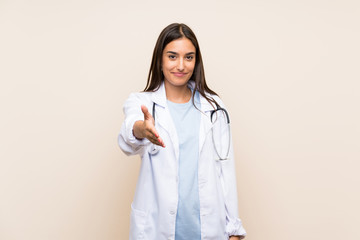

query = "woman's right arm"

[{"left": 118, "top": 93, "right": 164, "bottom": 156}]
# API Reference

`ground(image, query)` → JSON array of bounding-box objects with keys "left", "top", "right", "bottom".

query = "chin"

[{"left": 166, "top": 78, "right": 190, "bottom": 87}]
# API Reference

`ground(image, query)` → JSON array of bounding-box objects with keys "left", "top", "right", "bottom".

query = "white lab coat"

[{"left": 118, "top": 81, "right": 246, "bottom": 240}]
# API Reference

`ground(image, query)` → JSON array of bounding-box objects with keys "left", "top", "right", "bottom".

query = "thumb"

[{"left": 141, "top": 105, "right": 153, "bottom": 120}]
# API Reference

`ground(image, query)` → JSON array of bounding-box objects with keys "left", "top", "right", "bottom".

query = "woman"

[{"left": 118, "top": 23, "right": 246, "bottom": 240}]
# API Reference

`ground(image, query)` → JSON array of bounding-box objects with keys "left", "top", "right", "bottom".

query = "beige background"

[{"left": 1, "top": 0, "right": 359, "bottom": 239}]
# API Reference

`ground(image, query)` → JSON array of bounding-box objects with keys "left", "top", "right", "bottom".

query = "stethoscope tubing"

[{"left": 150, "top": 102, "right": 231, "bottom": 160}]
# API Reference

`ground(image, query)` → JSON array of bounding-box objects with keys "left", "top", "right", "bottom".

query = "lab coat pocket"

[{"left": 129, "top": 204, "right": 148, "bottom": 240}]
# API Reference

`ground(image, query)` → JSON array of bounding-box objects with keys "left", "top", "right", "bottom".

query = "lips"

[{"left": 172, "top": 72, "right": 187, "bottom": 77}]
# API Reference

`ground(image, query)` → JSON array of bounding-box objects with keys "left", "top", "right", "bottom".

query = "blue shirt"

[{"left": 167, "top": 91, "right": 201, "bottom": 240}]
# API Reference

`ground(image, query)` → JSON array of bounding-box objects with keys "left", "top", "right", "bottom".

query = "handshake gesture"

[{"left": 133, "top": 105, "right": 165, "bottom": 148}]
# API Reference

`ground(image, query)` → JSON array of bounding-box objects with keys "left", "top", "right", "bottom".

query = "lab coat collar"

[
  {"left": 150, "top": 82, "right": 167, "bottom": 108},
  {"left": 150, "top": 80, "right": 215, "bottom": 112}
]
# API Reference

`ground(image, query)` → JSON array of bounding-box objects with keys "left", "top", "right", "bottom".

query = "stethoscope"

[{"left": 149, "top": 102, "right": 231, "bottom": 161}]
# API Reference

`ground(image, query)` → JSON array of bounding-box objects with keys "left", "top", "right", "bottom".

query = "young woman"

[{"left": 118, "top": 23, "right": 246, "bottom": 240}]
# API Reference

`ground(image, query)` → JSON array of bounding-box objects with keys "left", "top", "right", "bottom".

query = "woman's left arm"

[
  {"left": 219, "top": 140, "right": 247, "bottom": 238},
  {"left": 216, "top": 99, "right": 247, "bottom": 238}
]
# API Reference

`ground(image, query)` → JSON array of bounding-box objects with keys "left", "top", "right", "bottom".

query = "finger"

[
  {"left": 146, "top": 130, "right": 165, "bottom": 147},
  {"left": 148, "top": 136, "right": 160, "bottom": 145},
  {"left": 152, "top": 137, "right": 165, "bottom": 148},
  {"left": 141, "top": 105, "right": 153, "bottom": 120},
  {"left": 150, "top": 127, "right": 160, "bottom": 138},
  {"left": 145, "top": 123, "right": 159, "bottom": 138},
  {"left": 158, "top": 137, "right": 166, "bottom": 148},
  {"left": 151, "top": 139, "right": 164, "bottom": 147},
  {"left": 146, "top": 129, "right": 160, "bottom": 142},
  {"left": 147, "top": 135, "right": 163, "bottom": 146}
]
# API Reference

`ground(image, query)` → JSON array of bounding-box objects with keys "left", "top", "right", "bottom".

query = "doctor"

[{"left": 118, "top": 23, "right": 246, "bottom": 240}]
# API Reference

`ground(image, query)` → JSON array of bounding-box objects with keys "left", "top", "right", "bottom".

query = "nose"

[{"left": 177, "top": 59, "right": 184, "bottom": 72}]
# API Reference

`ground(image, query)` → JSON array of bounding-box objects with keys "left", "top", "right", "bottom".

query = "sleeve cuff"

[{"left": 226, "top": 218, "right": 247, "bottom": 237}]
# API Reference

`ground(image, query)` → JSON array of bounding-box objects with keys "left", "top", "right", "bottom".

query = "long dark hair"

[{"left": 144, "top": 23, "right": 218, "bottom": 108}]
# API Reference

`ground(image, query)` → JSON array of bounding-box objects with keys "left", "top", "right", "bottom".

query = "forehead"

[{"left": 163, "top": 38, "right": 196, "bottom": 53}]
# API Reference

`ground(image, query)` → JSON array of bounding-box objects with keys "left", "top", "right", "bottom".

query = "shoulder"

[
  {"left": 122, "top": 91, "right": 155, "bottom": 111},
  {"left": 125, "top": 91, "right": 153, "bottom": 103}
]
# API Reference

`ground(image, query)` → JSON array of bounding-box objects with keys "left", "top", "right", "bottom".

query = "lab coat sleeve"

[
  {"left": 221, "top": 139, "right": 247, "bottom": 238},
  {"left": 216, "top": 99, "right": 247, "bottom": 238},
  {"left": 118, "top": 93, "right": 151, "bottom": 156}
]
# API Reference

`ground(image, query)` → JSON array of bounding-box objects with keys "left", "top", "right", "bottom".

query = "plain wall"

[{"left": 1, "top": 0, "right": 359, "bottom": 239}]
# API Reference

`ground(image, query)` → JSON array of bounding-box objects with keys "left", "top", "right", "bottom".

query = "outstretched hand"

[{"left": 132, "top": 105, "right": 165, "bottom": 147}]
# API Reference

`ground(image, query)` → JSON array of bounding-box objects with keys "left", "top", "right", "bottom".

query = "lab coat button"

[{"left": 169, "top": 210, "right": 175, "bottom": 215}]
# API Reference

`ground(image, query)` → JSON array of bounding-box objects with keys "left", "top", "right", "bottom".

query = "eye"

[
  {"left": 168, "top": 55, "right": 177, "bottom": 60},
  {"left": 186, "top": 55, "right": 194, "bottom": 60}
]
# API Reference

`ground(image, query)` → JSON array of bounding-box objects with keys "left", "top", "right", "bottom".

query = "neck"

[{"left": 164, "top": 81, "right": 192, "bottom": 103}]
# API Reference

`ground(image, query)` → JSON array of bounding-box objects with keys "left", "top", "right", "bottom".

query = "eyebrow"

[{"left": 166, "top": 51, "right": 195, "bottom": 55}]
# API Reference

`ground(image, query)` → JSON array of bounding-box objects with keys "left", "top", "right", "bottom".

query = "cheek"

[
  {"left": 162, "top": 59, "right": 176, "bottom": 71},
  {"left": 187, "top": 62, "right": 195, "bottom": 72}
]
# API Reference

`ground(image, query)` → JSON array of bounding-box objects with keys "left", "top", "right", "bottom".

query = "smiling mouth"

[{"left": 172, "top": 72, "right": 187, "bottom": 77}]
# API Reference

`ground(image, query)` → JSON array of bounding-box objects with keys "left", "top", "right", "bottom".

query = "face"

[{"left": 161, "top": 37, "right": 196, "bottom": 88}]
